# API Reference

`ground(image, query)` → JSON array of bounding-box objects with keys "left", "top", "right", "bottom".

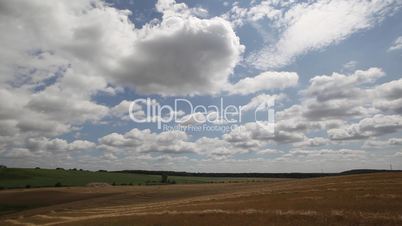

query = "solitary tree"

[{"left": 161, "top": 174, "right": 168, "bottom": 183}]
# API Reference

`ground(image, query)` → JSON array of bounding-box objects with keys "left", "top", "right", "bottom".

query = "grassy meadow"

[{"left": 0, "top": 168, "right": 269, "bottom": 189}]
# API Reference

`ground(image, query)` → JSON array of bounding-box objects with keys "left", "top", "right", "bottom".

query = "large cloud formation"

[
  {"left": 0, "top": 0, "right": 244, "bottom": 96},
  {"left": 0, "top": 0, "right": 244, "bottom": 160},
  {"left": 114, "top": 16, "right": 244, "bottom": 96},
  {"left": 225, "top": 0, "right": 401, "bottom": 69}
]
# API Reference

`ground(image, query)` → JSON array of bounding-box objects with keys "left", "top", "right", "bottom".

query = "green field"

[{"left": 0, "top": 168, "right": 263, "bottom": 189}]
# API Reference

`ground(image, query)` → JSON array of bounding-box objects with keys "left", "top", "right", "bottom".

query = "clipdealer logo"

[{"left": 129, "top": 98, "right": 275, "bottom": 133}]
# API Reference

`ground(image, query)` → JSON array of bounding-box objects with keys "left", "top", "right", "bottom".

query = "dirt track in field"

[{"left": 1, "top": 173, "right": 402, "bottom": 226}]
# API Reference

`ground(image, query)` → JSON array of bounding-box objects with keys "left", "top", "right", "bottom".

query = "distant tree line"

[
  {"left": 113, "top": 169, "right": 401, "bottom": 179},
  {"left": 115, "top": 170, "right": 333, "bottom": 178}
]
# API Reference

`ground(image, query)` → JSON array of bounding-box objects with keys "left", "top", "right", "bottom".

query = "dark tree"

[{"left": 161, "top": 174, "right": 168, "bottom": 183}]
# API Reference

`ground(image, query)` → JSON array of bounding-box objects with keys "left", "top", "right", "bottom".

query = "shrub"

[
  {"left": 161, "top": 174, "right": 168, "bottom": 183},
  {"left": 25, "top": 184, "right": 31, "bottom": 188},
  {"left": 112, "top": 182, "right": 116, "bottom": 186},
  {"left": 54, "top": 182, "right": 62, "bottom": 187}
]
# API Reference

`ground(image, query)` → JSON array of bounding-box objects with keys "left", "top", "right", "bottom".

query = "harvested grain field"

[{"left": 1, "top": 173, "right": 402, "bottom": 226}]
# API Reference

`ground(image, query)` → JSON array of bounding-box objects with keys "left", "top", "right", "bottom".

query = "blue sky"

[{"left": 0, "top": 0, "right": 402, "bottom": 172}]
